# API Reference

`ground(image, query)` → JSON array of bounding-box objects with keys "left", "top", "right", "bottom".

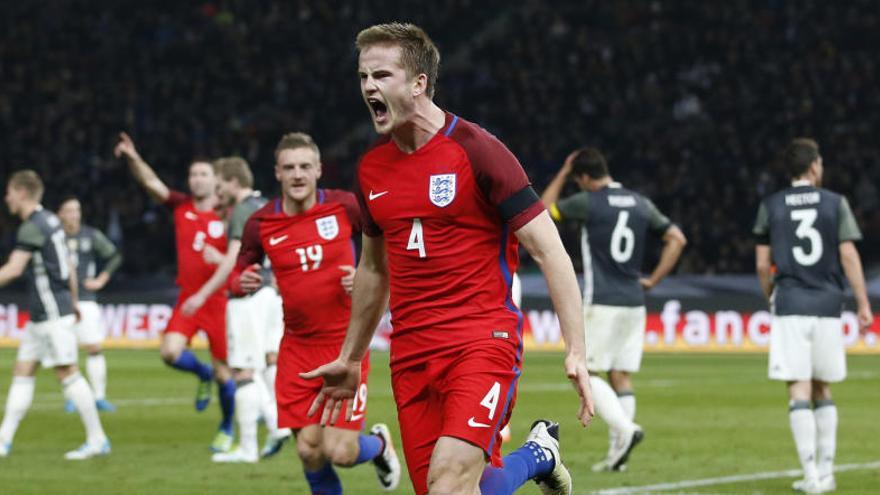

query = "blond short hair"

[
  {"left": 356, "top": 22, "right": 441, "bottom": 98},
  {"left": 213, "top": 156, "right": 253, "bottom": 188},
  {"left": 275, "top": 132, "right": 321, "bottom": 161},
  {"left": 8, "top": 170, "right": 44, "bottom": 201}
]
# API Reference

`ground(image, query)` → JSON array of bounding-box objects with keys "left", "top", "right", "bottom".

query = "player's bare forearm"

[
  {"left": 840, "top": 241, "right": 871, "bottom": 312},
  {"left": 196, "top": 241, "right": 239, "bottom": 299},
  {"left": 516, "top": 212, "right": 586, "bottom": 358},
  {"left": 0, "top": 251, "right": 31, "bottom": 287},
  {"left": 646, "top": 226, "right": 687, "bottom": 286},
  {"left": 126, "top": 157, "right": 170, "bottom": 204},
  {"left": 339, "top": 235, "right": 389, "bottom": 363},
  {"left": 755, "top": 245, "right": 773, "bottom": 300}
]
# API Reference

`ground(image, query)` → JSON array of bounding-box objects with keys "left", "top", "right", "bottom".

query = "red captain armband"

[{"left": 228, "top": 265, "right": 258, "bottom": 297}]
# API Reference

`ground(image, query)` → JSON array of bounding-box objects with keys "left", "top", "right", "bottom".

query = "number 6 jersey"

[
  {"left": 235, "top": 189, "right": 361, "bottom": 345},
  {"left": 753, "top": 181, "right": 862, "bottom": 317}
]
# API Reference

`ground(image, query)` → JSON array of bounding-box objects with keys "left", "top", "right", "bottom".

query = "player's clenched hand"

[
  {"left": 239, "top": 264, "right": 263, "bottom": 293},
  {"left": 565, "top": 353, "right": 595, "bottom": 427},
  {"left": 300, "top": 359, "right": 361, "bottom": 426},
  {"left": 639, "top": 278, "right": 655, "bottom": 290},
  {"left": 83, "top": 277, "right": 107, "bottom": 292},
  {"left": 857, "top": 305, "right": 874, "bottom": 334},
  {"left": 561, "top": 150, "right": 579, "bottom": 175},
  {"left": 181, "top": 292, "right": 207, "bottom": 316},
  {"left": 339, "top": 265, "right": 356, "bottom": 295},
  {"left": 113, "top": 132, "right": 142, "bottom": 162}
]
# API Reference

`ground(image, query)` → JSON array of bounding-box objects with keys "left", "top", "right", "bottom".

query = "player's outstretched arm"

[
  {"left": 300, "top": 234, "right": 389, "bottom": 425},
  {"left": 181, "top": 240, "right": 239, "bottom": 316},
  {"left": 113, "top": 132, "right": 170, "bottom": 204},
  {"left": 641, "top": 225, "right": 687, "bottom": 290},
  {"left": 515, "top": 211, "right": 595, "bottom": 427},
  {"left": 755, "top": 245, "right": 773, "bottom": 300},
  {"left": 840, "top": 241, "right": 874, "bottom": 331},
  {"left": 540, "top": 151, "right": 578, "bottom": 208},
  {"left": 0, "top": 250, "right": 32, "bottom": 287}
]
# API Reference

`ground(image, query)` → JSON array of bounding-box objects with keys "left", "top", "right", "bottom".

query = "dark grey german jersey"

[
  {"left": 552, "top": 183, "right": 672, "bottom": 307},
  {"left": 65, "top": 226, "right": 122, "bottom": 302},
  {"left": 15, "top": 206, "right": 75, "bottom": 322},
  {"left": 753, "top": 183, "right": 862, "bottom": 317},
  {"left": 229, "top": 192, "right": 270, "bottom": 295}
]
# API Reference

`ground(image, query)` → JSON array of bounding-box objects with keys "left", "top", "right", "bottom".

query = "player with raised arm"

[
  {"left": 302, "top": 23, "right": 594, "bottom": 495},
  {"left": 542, "top": 148, "right": 686, "bottom": 471},
  {"left": 57, "top": 196, "right": 123, "bottom": 413},
  {"left": 206, "top": 156, "right": 290, "bottom": 463},
  {"left": 0, "top": 171, "right": 110, "bottom": 459},
  {"left": 114, "top": 133, "right": 236, "bottom": 452},
  {"left": 753, "top": 138, "right": 873, "bottom": 494},
  {"left": 229, "top": 132, "right": 400, "bottom": 491}
]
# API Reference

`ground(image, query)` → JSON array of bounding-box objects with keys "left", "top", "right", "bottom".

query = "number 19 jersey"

[
  {"left": 356, "top": 113, "right": 545, "bottom": 370},
  {"left": 753, "top": 183, "right": 862, "bottom": 317}
]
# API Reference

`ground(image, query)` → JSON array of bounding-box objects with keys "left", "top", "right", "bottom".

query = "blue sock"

[
  {"left": 479, "top": 441, "right": 554, "bottom": 495},
  {"left": 304, "top": 463, "right": 342, "bottom": 495},
  {"left": 171, "top": 350, "right": 213, "bottom": 382},
  {"left": 353, "top": 433, "right": 384, "bottom": 465},
  {"left": 218, "top": 379, "right": 235, "bottom": 434}
]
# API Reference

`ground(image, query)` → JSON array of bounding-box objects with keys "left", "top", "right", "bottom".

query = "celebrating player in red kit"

[
  {"left": 303, "top": 23, "right": 595, "bottom": 495},
  {"left": 231, "top": 132, "right": 401, "bottom": 492}
]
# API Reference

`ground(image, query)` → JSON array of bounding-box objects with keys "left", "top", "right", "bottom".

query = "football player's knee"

[
  {"left": 325, "top": 442, "right": 358, "bottom": 467},
  {"left": 427, "top": 459, "right": 475, "bottom": 494},
  {"left": 296, "top": 436, "right": 324, "bottom": 466},
  {"left": 159, "top": 348, "right": 177, "bottom": 365}
]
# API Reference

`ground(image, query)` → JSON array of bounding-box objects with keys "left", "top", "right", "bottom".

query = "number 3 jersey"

[
  {"left": 753, "top": 182, "right": 862, "bottom": 317},
  {"left": 235, "top": 190, "right": 361, "bottom": 345},
  {"left": 356, "top": 113, "right": 545, "bottom": 370},
  {"left": 550, "top": 183, "right": 671, "bottom": 307},
  {"left": 164, "top": 190, "right": 228, "bottom": 295}
]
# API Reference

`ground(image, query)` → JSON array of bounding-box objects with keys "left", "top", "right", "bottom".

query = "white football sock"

[
  {"left": 590, "top": 376, "right": 634, "bottom": 435},
  {"left": 86, "top": 353, "right": 107, "bottom": 401},
  {"left": 814, "top": 400, "right": 837, "bottom": 479},
  {"left": 63, "top": 373, "right": 106, "bottom": 445},
  {"left": 0, "top": 376, "right": 35, "bottom": 445},
  {"left": 618, "top": 392, "right": 636, "bottom": 420},
  {"left": 235, "top": 380, "right": 260, "bottom": 456},
  {"left": 252, "top": 372, "right": 278, "bottom": 435},
  {"left": 789, "top": 401, "right": 818, "bottom": 481}
]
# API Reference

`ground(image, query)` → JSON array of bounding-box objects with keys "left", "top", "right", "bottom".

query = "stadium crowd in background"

[{"left": 1, "top": 0, "right": 878, "bottom": 278}]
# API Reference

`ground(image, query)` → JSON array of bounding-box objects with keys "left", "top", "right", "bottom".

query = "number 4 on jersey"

[{"left": 407, "top": 218, "right": 426, "bottom": 258}]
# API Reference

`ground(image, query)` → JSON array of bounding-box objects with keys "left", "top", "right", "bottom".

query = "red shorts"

[
  {"left": 276, "top": 336, "right": 370, "bottom": 431},
  {"left": 392, "top": 342, "right": 521, "bottom": 495},
  {"left": 165, "top": 292, "right": 228, "bottom": 361}
]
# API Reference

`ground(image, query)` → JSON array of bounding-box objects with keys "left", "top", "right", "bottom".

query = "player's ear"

[
  {"left": 412, "top": 73, "right": 428, "bottom": 97},
  {"left": 274, "top": 164, "right": 282, "bottom": 182},
  {"left": 316, "top": 161, "right": 323, "bottom": 180}
]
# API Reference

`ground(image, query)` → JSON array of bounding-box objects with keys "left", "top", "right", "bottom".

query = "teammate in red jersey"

[
  {"left": 114, "top": 133, "right": 237, "bottom": 452},
  {"left": 230, "top": 132, "right": 401, "bottom": 492},
  {"left": 303, "top": 23, "right": 595, "bottom": 495}
]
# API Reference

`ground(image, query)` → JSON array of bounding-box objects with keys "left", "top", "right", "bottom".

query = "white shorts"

[
  {"left": 17, "top": 314, "right": 78, "bottom": 368},
  {"left": 263, "top": 289, "right": 283, "bottom": 355},
  {"left": 769, "top": 315, "right": 846, "bottom": 382},
  {"left": 585, "top": 304, "right": 646, "bottom": 373},
  {"left": 73, "top": 301, "right": 105, "bottom": 346},
  {"left": 227, "top": 287, "right": 283, "bottom": 369}
]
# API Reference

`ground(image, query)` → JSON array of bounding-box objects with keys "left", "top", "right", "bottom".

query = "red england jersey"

[
  {"left": 165, "top": 191, "right": 228, "bottom": 295},
  {"left": 356, "top": 113, "right": 544, "bottom": 370},
  {"left": 236, "top": 189, "right": 361, "bottom": 345}
]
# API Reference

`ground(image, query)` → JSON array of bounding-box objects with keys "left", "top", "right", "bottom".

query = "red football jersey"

[
  {"left": 356, "top": 113, "right": 544, "bottom": 370},
  {"left": 236, "top": 189, "right": 361, "bottom": 344},
  {"left": 165, "top": 191, "right": 228, "bottom": 295}
]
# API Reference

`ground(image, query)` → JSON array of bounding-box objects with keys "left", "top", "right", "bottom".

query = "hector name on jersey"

[
  {"left": 234, "top": 189, "right": 361, "bottom": 345},
  {"left": 165, "top": 190, "right": 228, "bottom": 295},
  {"left": 356, "top": 113, "right": 544, "bottom": 370}
]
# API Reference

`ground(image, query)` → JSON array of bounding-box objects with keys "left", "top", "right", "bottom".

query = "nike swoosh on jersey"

[
  {"left": 350, "top": 413, "right": 364, "bottom": 421},
  {"left": 368, "top": 190, "right": 389, "bottom": 200},
  {"left": 268, "top": 235, "right": 288, "bottom": 246},
  {"left": 467, "top": 417, "right": 491, "bottom": 428},
  {"left": 184, "top": 211, "right": 199, "bottom": 220}
]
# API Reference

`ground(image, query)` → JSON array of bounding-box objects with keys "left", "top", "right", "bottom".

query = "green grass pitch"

[{"left": 0, "top": 350, "right": 877, "bottom": 494}]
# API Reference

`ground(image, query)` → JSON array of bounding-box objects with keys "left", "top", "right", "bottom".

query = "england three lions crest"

[
  {"left": 429, "top": 173, "right": 456, "bottom": 208},
  {"left": 316, "top": 215, "right": 339, "bottom": 240}
]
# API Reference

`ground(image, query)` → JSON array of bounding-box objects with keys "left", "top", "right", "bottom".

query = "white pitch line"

[
  {"left": 590, "top": 460, "right": 880, "bottom": 494},
  {"left": 22, "top": 397, "right": 190, "bottom": 411}
]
